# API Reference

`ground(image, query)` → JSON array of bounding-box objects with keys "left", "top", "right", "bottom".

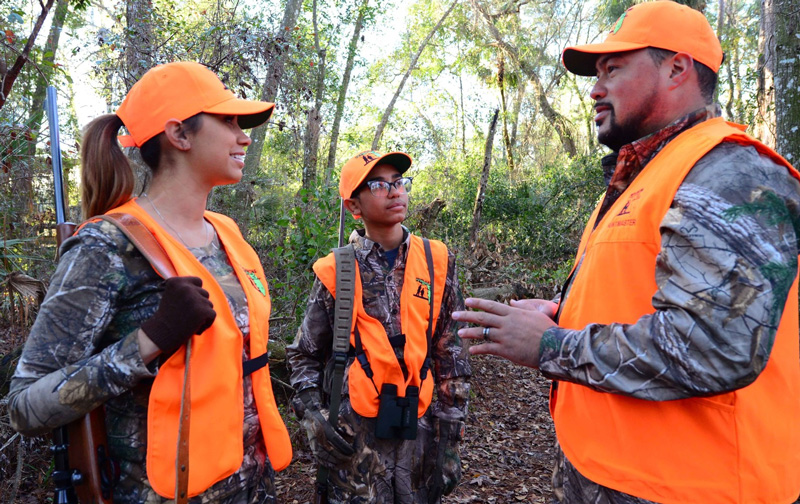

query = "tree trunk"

[
  {"left": 125, "top": 0, "right": 154, "bottom": 85},
  {"left": 510, "top": 81, "right": 525, "bottom": 149},
  {"left": 497, "top": 53, "right": 515, "bottom": 171},
  {"left": 459, "top": 73, "right": 467, "bottom": 155},
  {"left": 27, "top": 0, "right": 71, "bottom": 155},
  {"left": 301, "top": 0, "right": 326, "bottom": 191},
  {"left": 470, "top": 109, "right": 500, "bottom": 244},
  {"left": 0, "top": 0, "right": 56, "bottom": 111},
  {"left": 325, "top": 0, "right": 369, "bottom": 182},
  {"left": 469, "top": 0, "right": 577, "bottom": 157},
  {"left": 773, "top": 0, "right": 800, "bottom": 164},
  {"left": 732, "top": 33, "right": 743, "bottom": 122},
  {"left": 371, "top": 0, "right": 457, "bottom": 150},
  {"left": 242, "top": 0, "right": 303, "bottom": 180},
  {"left": 755, "top": 0, "right": 776, "bottom": 147}
]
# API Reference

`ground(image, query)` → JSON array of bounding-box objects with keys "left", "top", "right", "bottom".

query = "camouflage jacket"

[
  {"left": 8, "top": 220, "right": 275, "bottom": 503},
  {"left": 541, "top": 107, "right": 800, "bottom": 503},
  {"left": 287, "top": 228, "right": 471, "bottom": 503}
]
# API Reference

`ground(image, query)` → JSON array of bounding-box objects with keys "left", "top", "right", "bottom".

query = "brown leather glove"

[{"left": 140, "top": 276, "right": 216, "bottom": 355}]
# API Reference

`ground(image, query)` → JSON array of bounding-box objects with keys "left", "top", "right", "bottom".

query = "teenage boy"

[{"left": 287, "top": 150, "right": 471, "bottom": 503}]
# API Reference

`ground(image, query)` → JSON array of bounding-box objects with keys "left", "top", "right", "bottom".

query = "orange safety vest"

[
  {"left": 313, "top": 235, "right": 448, "bottom": 417},
  {"left": 107, "top": 200, "right": 292, "bottom": 499},
  {"left": 553, "top": 118, "right": 800, "bottom": 503}
]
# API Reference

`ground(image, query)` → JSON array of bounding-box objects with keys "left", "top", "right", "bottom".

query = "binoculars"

[{"left": 375, "top": 384, "right": 419, "bottom": 440}]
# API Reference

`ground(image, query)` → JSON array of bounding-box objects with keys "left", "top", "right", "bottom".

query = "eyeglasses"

[{"left": 362, "top": 177, "right": 413, "bottom": 197}]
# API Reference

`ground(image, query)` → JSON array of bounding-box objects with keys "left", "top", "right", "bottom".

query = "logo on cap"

[
  {"left": 612, "top": 8, "right": 630, "bottom": 34},
  {"left": 357, "top": 150, "right": 381, "bottom": 165}
]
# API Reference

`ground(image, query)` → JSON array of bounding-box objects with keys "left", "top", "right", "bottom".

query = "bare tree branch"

[
  {"left": 469, "top": 0, "right": 578, "bottom": 157},
  {"left": 371, "top": 0, "right": 458, "bottom": 150},
  {"left": 0, "top": 0, "right": 56, "bottom": 110}
]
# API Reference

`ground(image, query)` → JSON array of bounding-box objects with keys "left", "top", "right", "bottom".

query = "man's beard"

[{"left": 597, "top": 109, "right": 644, "bottom": 151}]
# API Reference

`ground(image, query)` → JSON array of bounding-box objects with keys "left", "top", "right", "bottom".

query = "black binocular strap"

[
  {"left": 419, "top": 238, "right": 434, "bottom": 381},
  {"left": 353, "top": 328, "right": 380, "bottom": 395}
]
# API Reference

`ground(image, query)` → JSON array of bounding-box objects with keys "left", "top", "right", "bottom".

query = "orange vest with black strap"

[
  {"left": 106, "top": 199, "right": 292, "bottom": 499},
  {"left": 313, "top": 234, "right": 448, "bottom": 417},
  {"left": 552, "top": 118, "right": 800, "bottom": 503}
]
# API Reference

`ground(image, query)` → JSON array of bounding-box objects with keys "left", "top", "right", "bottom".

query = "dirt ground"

[{"left": 274, "top": 353, "right": 557, "bottom": 504}]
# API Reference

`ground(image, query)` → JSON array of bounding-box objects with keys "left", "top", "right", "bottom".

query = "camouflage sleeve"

[
  {"left": 430, "top": 252, "right": 471, "bottom": 422},
  {"left": 539, "top": 143, "right": 800, "bottom": 400},
  {"left": 286, "top": 276, "right": 335, "bottom": 399},
  {"left": 8, "top": 222, "right": 158, "bottom": 436}
]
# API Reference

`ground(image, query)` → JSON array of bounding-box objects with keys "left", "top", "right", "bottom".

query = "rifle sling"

[
  {"left": 100, "top": 213, "right": 178, "bottom": 278},
  {"left": 329, "top": 245, "right": 357, "bottom": 423},
  {"left": 316, "top": 245, "right": 357, "bottom": 491}
]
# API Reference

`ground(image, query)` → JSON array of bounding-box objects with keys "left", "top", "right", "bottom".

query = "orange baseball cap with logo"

[
  {"left": 339, "top": 150, "right": 413, "bottom": 199},
  {"left": 562, "top": 1, "right": 723, "bottom": 76},
  {"left": 116, "top": 61, "right": 275, "bottom": 148}
]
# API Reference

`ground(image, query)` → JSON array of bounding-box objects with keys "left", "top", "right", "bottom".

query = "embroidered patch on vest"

[
  {"left": 413, "top": 278, "right": 431, "bottom": 303},
  {"left": 609, "top": 188, "right": 643, "bottom": 228},
  {"left": 244, "top": 270, "right": 266, "bottom": 296}
]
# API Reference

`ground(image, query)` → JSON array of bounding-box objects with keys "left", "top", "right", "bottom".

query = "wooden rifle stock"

[{"left": 66, "top": 409, "right": 116, "bottom": 504}]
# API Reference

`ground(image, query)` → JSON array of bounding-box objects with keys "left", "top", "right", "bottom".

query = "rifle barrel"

[
  {"left": 46, "top": 86, "right": 67, "bottom": 225},
  {"left": 337, "top": 199, "right": 346, "bottom": 248}
]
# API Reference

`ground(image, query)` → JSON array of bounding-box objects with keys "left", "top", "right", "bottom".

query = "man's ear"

[
  {"left": 343, "top": 197, "right": 361, "bottom": 218},
  {"left": 667, "top": 52, "right": 695, "bottom": 90},
  {"left": 163, "top": 119, "right": 192, "bottom": 151}
]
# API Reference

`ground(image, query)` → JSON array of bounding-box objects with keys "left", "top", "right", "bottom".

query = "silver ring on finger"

[{"left": 482, "top": 326, "right": 491, "bottom": 342}]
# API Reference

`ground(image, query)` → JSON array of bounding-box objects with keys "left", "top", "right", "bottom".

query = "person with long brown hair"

[{"left": 8, "top": 61, "right": 292, "bottom": 503}]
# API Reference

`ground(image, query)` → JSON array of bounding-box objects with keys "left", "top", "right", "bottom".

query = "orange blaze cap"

[
  {"left": 116, "top": 61, "right": 275, "bottom": 148},
  {"left": 339, "top": 150, "right": 413, "bottom": 199},
  {"left": 562, "top": 1, "right": 723, "bottom": 76}
]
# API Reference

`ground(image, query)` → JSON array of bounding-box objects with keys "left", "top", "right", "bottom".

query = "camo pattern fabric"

[
  {"left": 540, "top": 108, "right": 800, "bottom": 501},
  {"left": 287, "top": 228, "right": 471, "bottom": 503},
  {"left": 8, "top": 219, "right": 276, "bottom": 503}
]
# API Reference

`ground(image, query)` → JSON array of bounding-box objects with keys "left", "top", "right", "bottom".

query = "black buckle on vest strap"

[{"left": 356, "top": 354, "right": 374, "bottom": 379}]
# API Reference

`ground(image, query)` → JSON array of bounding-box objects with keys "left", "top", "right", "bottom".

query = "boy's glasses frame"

[{"left": 363, "top": 177, "right": 413, "bottom": 197}]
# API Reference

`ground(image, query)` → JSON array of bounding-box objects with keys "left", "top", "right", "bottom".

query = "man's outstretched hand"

[{"left": 452, "top": 298, "right": 558, "bottom": 369}]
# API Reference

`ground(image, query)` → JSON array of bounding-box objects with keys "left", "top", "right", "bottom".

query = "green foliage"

[
  {"left": 262, "top": 184, "right": 342, "bottom": 342},
  {"left": 421, "top": 153, "right": 605, "bottom": 265},
  {"left": 0, "top": 122, "right": 66, "bottom": 275}
]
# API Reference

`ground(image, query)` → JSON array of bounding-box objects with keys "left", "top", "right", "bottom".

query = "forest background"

[{"left": 0, "top": 0, "right": 798, "bottom": 501}]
